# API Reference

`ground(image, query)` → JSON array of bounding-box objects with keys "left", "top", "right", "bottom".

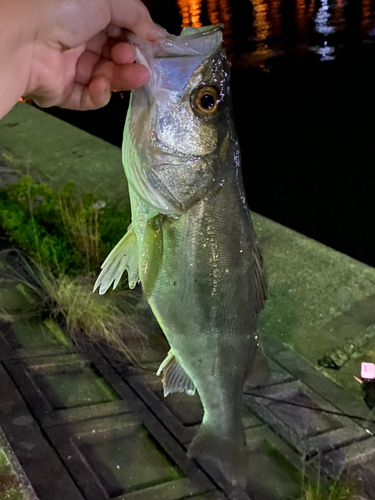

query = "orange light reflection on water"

[
  {"left": 218, "top": 0, "right": 233, "bottom": 52},
  {"left": 177, "top": 0, "right": 233, "bottom": 53},
  {"left": 249, "top": 0, "right": 271, "bottom": 55},
  {"left": 362, "top": 0, "right": 372, "bottom": 21},
  {"left": 361, "top": 0, "right": 373, "bottom": 33},
  {"left": 207, "top": 0, "right": 220, "bottom": 25},
  {"left": 308, "top": 0, "right": 316, "bottom": 20},
  {"left": 332, "top": 0, "right": 345, "bottom": 27},
  {"left": 296, "top": 0, "right": 307, "bottom": 35},
  {"left": 270, "top": 0, "right": 282, "bottom": 38},
  {"left": 177, "top": 0, "right": 203, "bottom": 27}
]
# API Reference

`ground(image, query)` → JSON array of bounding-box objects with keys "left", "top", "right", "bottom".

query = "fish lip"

[
  {"left": 128, "top": 24, "right": 224, "bottom": 61},
  {"left": 153, "top": 154, "right": 202, "bottom": 167}
]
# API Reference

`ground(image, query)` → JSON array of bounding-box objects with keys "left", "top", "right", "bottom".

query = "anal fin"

[
  {"left": 157, "top": 350, "right": 196, "bottom": 397},
  {"left": 93, "top": 224, "right": 139, "bottom": 295}
]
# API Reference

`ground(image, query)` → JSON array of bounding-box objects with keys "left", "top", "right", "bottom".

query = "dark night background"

[{"left": 40, "top": 0, "right": 375, "bottom": 268}]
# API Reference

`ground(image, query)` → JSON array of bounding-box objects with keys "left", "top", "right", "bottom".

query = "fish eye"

[{"left": 191, "top": 85, "right": 221, "bottom": 118}]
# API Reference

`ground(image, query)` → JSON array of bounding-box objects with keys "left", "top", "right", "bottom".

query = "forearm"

[{"left": 0, "top": 0, "right": 34, "bottom": 119}]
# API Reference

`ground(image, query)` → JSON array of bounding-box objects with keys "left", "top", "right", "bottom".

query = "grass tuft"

[
  {"left": 0, "top": 176, "right": 145, "bottom": 363},
  {"left": 44, "top": 271, "right": 147, "bottom": 363},
  {"left": 303, "top": 479, "right": 363, "bottom": 500}
]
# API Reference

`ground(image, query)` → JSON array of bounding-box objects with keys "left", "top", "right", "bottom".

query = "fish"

[{"left": 94, "top": 24, "right": 267, "bottom": 488}]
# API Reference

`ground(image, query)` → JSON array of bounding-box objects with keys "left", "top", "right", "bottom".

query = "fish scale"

[{"left": 94, "top": 24, "right": 267, "bottom": 489}]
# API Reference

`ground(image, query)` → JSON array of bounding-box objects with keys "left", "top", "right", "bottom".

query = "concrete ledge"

[
  {"left": 0, "top": 103, "right": 129, "bottom": 209},
  {"left": 1, "top": 102, "right": 375, "bottom": 402},
  {"left": 0, "top": 426, "right": 38, "bottom": 500},
  {"left": 253, "top": 212, "right": 375, "bottom": 400}
]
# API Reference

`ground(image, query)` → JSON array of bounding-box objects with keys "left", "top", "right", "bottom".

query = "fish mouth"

[
  {"left": 129, "top": 24, "right": 224, "bottom": 62},
  {"left": 152, "top": 153, "right": 202, "bottom": 167}
]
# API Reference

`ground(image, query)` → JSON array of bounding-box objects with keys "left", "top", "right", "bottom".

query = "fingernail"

[{"left": 153, "top": 22, "right": 167, "bottom": 38}]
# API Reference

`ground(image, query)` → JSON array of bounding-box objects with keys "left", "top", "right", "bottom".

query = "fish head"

[{"left": 126, "top": 26, "right": 234, "bottom": 213}]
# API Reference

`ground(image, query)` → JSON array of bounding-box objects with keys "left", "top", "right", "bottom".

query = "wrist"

[{"left": 0, "top": 0, "right": 37, "bottom": 118}]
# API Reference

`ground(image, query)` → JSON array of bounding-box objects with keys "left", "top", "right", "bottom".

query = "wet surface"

[
  {"left": 78, "top": 425, "right": 183, "bottom": 496},
  {"left": 32, "top": 365, "right": 120, "bottom": 410}
]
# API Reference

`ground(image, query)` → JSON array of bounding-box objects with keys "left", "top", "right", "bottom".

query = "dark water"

[
  {"left": 45, "top": 0, "right": 375, "bottom": 267},
  {"left": 148, "top": 0, "right": 375, "bottom": 65}
]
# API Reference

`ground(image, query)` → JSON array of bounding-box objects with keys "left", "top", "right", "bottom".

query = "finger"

[
  {"left": 109, "top": 0, "right": 165, "bottom": 41},
  {"left": 85, "top": 31, "right": 108, "bottom": 56},
  {"left": 106, "top": 24, "right": 122, "bottom": 39},
  {"left": 60, "top": 76, "right": 112, "bottom": 111},
  {"left": 92, "top": 58, "right": 149, "bottom": 90},
  {"left": 75, "top": 50, "right": 101, "bottom": 86},
  {"left": 75, "top": 47, "right": 141, "bottom": 90},
  {"left": 111, "top": 43, "right": 136, "bottom": 65},
  {"left": 85, "top": 31, "right": 120, "bottom": 59},
  {"left": 60, "top": 63, "right": 149, "bottom": 111},
  {"left": 86, "top": 33, "right": 135, "bottom": 61},
  {"left": 110, "top": 63, "right": 149, "bottom": 90}
]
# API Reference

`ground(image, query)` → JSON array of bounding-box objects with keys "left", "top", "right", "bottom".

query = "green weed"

[
  {"left": 0, "top": 176, "right": 130, "bottom": 274},
  {"left": 0, "top": 177, "right": 146, "bottom": 363},
  {"left": 303, "top": 479, "right": 363, "bottom": 500}
]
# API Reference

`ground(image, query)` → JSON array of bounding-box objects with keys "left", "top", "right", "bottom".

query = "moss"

[
  {"left": 303, "top": 479, "right": 362, "bottom": 500},
  {"left": 0, "top": 449, "right": 27, "bottom": 500},
  {"left": 0, "top": 176, "right": 146, "bottom": 362},
  {"left": 0, "top": 176, "right": 130, "bottom": 275}
]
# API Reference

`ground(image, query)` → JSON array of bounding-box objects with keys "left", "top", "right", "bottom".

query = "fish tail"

[{"left": 187, "top": 424, "right": 247, "bottom": 489}]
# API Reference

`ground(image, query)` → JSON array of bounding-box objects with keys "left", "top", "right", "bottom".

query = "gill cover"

[{"left": 124, "top": 25, "right": 228, "bottom": 214}]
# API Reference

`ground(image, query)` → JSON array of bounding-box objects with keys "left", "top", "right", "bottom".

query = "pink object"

[{"left": 361, "top": 362, "right": 375, "bottom": 379}]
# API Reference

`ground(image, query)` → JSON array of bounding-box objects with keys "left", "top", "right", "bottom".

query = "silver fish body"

[{"left": 95, "top": 25, "right": 267, "bottom": 487}]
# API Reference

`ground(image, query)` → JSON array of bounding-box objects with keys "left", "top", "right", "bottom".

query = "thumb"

[{"left": 109, "top": 0, "right": 165, "bottom": 41}]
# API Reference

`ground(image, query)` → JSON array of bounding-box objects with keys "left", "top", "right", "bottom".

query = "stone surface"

[
  {"left": 321, "top": 437, "right": 375, "bottom": 498},
  {"left": 2, "top": 102, "right": 375, "bottom": 401},
  {"left": 0, "top": 319, "right": 72, "bottom": 360},
  {"left": 0, "top": 363, "right": 84, "bottom": 500},
  {"left": 253, "top": 212, "right": 375, "bottom": 401},
  {"left": 0, "top": 427, "right": 38, "bottom": 500},
  {"left": 1, "top": 305, "right": 374, "bottom": 499},
  {"left": 4, "top": 349, "right": 144, "bottom": 427},
  {"left": 46, "top": 413, "right": 214, "bottom": 500},
  {"left": 2, "top": 102, "right": 375, "bottom": 499},
  {"left": 244, "top": 380, "right": 368, "bottom": 458},
  {"left": 0, "top": 145, "right": 22, "bottom": 186},
  {"left": 0, "top": 104, "right": 128, "bottom": 209}
]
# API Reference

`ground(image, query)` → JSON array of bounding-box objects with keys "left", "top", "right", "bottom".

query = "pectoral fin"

[
  {"left": 93, "top": 225, "right": 139, "bottom": 295},
  {"left": 140, "top": 215, "right": 163, "bottom": 296},
  {"left": 157, "top": 350, "right": 196, "bottom": 397}
]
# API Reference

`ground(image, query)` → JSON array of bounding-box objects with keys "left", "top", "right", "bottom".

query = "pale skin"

[{"left": 0, "top": 0, "right": 165, "bottom": 120}]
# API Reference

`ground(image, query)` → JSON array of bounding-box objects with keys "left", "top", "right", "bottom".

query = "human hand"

[{"left": 0, "top": 0, "right": 164, "bottom": 116}]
